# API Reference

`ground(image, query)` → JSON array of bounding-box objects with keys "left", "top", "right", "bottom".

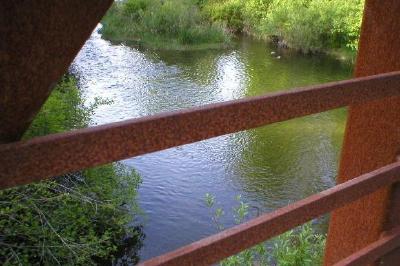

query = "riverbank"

[
  {"left": 202, "top": 0, "right": 363, "bottom": 63},
  {"left": 101, "top": 0, "right": 363, "bottom": 62}
]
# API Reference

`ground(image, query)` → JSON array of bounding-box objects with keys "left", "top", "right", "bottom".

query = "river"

[{"left": 71, "top": 27, "right": 352, "bottom": 261}]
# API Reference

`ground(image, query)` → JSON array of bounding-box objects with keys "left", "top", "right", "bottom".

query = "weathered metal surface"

[
  {"left": 380, "top": 182, "right": 400, "bottom": 265},
  {"left": 1, "top": 72, "right": 400, "bottom": 189},
  {"left": 0, "top": 0, "right": 113, "bottom": 143},
  {"left": 384, "top": 183, "right": 400, "bottom": 233},
  {"left": 334, "top": 226, "right": 400, "bottom": 266},
  {"left": 137, "top": 162, "right": 400, "bottom": 266},
  {"left": 324, "top": 0, "right": 400, "bottom": 265}
]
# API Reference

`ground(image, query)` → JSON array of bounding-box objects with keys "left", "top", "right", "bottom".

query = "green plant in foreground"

[
  {"left": 205, "top": 194, "right": 326, "bottom": 265},
  {"left": 273, "top": 223, "right": 325, "bottom": 266},
  {"left": 1, "top": 74, "right": 143, "bottom": 265}
]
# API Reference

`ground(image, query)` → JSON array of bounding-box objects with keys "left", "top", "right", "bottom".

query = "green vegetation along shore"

[
  {"left": 0, "top": 75, "right": 143, "bottom": 265},
  {"left": 101, "top": 0, "right": 231, "bottom": 50},
  {"left": 102, "top": 0, "right": 364, "bottom": 59},
  {"left": 202, "top": 0, "right": 364, "bottom": 54}
]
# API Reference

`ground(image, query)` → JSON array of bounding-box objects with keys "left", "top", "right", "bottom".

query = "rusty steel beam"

[
  {"left": 0, "top": 0, "right": 113, "bottom": 143},
  {"left": 139, "top": 162, "right": 400, "bottom": 266},
  {"left": 324, "top": 1, "right": 400, "bottom": 265},
  {"left": 333, "top": 226, "right": 400, "bottom": 266},
  {"left": 1, "top": 72, "right": 400, "bottom": 189}
]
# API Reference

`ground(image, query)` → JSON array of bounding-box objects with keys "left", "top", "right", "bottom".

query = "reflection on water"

[{"left": 71, "top": 29, "right": 352, "bottom": 261}]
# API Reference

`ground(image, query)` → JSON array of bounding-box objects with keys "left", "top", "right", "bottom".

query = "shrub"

[
  {"left": 203, "top": 0, "right": 246, "bottom": 33},
  {"left": 261, "top": 0, "right": 364, "bottom": 52},
  {"left": 0, "top": 75, "right": 143, "bottom": 265},
  {"left": 0, "top": 165, "right": 143, "bottom": 265},
  {"left": 242, "top": 0, "right": 273, "bottom": 32},
  {"left": 273, "top": 223, "right": 326, "bottom": 266},
  {"left": 205, "top": 194, "right": 326, "bottom": 265},
  {"left": 202, "top": 0, "right": 363, "bottom": 53}
]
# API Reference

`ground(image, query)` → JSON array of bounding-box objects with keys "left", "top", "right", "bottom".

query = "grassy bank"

[
  {"left": 101, "top": 0, "right": 231, "bottom": 50},
  {"left": 0, "top": 75, "right": 143, "bottom": 265},
  {"left": 102, "top": 0, "right": 363, "bottom": 61},
  {"left": 202, "top": 0, "right": 364, "bottom": 61}
]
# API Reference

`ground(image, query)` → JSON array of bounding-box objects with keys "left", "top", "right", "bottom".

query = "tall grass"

[{"left": 101, "top": 0, "right": 230, "bottom": 50}]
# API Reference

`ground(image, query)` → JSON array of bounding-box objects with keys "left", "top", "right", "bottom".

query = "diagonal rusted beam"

[
  {"left": 0, "top": 0, "right": 113, "bottom": 143},
  {"left": 0, "top": 72, "right": 400, "bottom": 189}
]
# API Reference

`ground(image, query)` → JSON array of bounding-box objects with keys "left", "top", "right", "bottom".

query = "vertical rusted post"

[{"left": 324, "top": 0, "right": 400, "bottom": 265}]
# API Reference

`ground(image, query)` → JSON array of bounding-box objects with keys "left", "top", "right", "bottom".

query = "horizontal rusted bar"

[
  {"left": 140, "top": 162, "right": 400, "bottom": 266},
  {"left": 1, "top": 71, "right": 400, "bottom": 189},
  {"left": 334, "top": 226, "right": 400, "bottom": 266}
]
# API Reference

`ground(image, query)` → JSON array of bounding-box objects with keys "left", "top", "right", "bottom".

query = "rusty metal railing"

[
  {"left": 1, "top": 71, "right": 400, "bottom": 265},
  {"left": 1, "top": 71, "right": 400, "bottom": 189}
]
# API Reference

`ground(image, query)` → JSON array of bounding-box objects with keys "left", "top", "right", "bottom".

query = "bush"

[
  {"left": 242, "top": 0, "right": 273, "bottom": 32},
  {"left": 260, "top": 0, "right": 364, "bottom": 52},
  {"left": 202, "top": 0, "right": 364, "bottom": 53},
  {"left": 273, "top": 223, "right": 325, "bottom": 266},
  {"left": 0, "top": 75, "right": 143, "bottom": 265},
  {"left": 0, "top": 165, "right": 143, "bottom": 265},
  {"left": 203, "top": 0, "right": 245, "bottom": 33}
]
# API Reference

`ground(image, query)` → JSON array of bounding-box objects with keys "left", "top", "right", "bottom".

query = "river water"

[{"left": 71, "top": 27, "right": 352, "bottom": 261}]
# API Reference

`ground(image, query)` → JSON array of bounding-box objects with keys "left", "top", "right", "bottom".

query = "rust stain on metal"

[
  {"left": 139, "top": 162, "right": 400, "bottom": 266},
  {"left": 0, "top": 0, "right": 113, "bottom": 143},
  {"left": 1, "top": 72, "right": 400, "bottom": 189},
  {"left": 334, "top": 226, "right": 400, "bottom": 266},
  {"left": 324, "top": 0, "right": 400, "bottom": 265}
]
